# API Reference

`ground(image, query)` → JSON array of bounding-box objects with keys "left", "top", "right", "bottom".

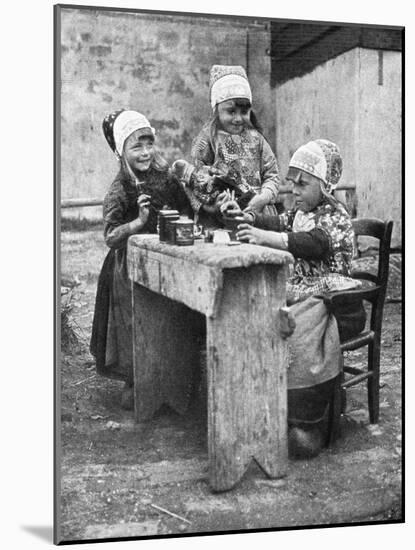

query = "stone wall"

[{"left": 58, "top": 7, "right": 272, "bottom": 219}]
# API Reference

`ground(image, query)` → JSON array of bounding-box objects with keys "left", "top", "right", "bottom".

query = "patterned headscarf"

[
  {"left": 289, "top": 139, "right": 343, "bottom": 193},
  {"left": 209, "top": 65, "right": 252, "bottom": 110},
  {"left": 102, "top": 109, "right": 155, "bottom": 158}
]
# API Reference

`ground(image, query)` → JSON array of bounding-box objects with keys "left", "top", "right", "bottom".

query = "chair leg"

[
  {"left": 341, "top": 386, "right": 347, "bottom": 414},
  {"left": 326, "top": 374, "right": 342, "bottom": 446},
  {"left": 368, "top": 341, "right": 380, "bottom": 423}
]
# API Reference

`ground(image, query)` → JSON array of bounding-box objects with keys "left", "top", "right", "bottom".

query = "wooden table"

[{"left": 127, "top": 235, "right": 293, "bottom": 491}]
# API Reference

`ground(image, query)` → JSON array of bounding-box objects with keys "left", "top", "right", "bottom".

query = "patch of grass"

[{"left": 61, "top": 288, "right": 83, "bottom": 354}]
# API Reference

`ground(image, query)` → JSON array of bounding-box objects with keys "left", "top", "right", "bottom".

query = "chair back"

[{"left": 352, "top": 218, "right": 393, "bottom": 332}]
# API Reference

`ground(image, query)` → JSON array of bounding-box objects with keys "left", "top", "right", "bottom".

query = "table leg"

[
  {"left": 132, "top": 284, "right": 201, "bottom": 421},
  {"left": 206, "top": 264, "right": 288, "bottom": 491}
]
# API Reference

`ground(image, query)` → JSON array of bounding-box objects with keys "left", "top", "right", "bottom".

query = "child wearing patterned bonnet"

[
  {"left": 221, "top": 139, "right": 365, "bottom": 458},
  {"left": 231, "top": 138, "right": 361, "bottom": 304},
  {"left": 172, "top": 65, "right": 280, "bottom": 228}
]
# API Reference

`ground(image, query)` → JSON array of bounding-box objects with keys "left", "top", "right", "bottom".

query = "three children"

[{"left": 90, "top": 69, "right": 360, "bottom": 459}]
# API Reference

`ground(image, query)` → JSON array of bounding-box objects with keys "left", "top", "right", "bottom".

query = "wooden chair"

[{"left": 322, "top": 218, "right": 394, "bottom": 444}]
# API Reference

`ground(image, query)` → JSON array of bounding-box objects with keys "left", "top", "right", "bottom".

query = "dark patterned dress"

[
  {"left": 254, "top": 199, "right": 360, "bottom": 304},
  {"left": 253, "top": 198, "right": 363, "bottom": 394},
  {"left": 90, "top": 165, "right": 191, "bottom": 383}
]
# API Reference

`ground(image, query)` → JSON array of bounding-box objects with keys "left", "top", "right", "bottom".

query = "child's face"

[
  {"left": 217, "top": 100, "right": 251, "bottom": 135},
  {"left": 123, "top": 132, "right": 155, "bottom": 173},
  {"left": 287, "top": 168, "right": 324, "bottom": 212}
]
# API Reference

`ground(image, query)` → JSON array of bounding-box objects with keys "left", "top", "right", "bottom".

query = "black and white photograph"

[
  {"left": 1, "top": 0, "right": 410, "bottom": 547},
  {"left": 4, "top": 1, "right": 410, "bottom": 548},
  {"left": 53, "top": 2, "right": 404, "bottom": 545}
]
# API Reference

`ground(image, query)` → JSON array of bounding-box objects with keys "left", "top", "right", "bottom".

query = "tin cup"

[
  {"left": 158, "top": 210, "right": 180, "bottom": 242},
  {"left": 222, "top": 215, "right": 245, "bottom": 241},
  {"left": 166, "top": 219, "right": 177, "bottom": 244},
  {"left": 171, "top": 217, "right": 195, "bottom": 246}
]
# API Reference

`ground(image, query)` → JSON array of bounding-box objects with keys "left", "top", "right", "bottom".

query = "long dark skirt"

[
  {"left": 90, "top": 247, "right": 134, "bottom": 383},
  {"left": 288, "top": 377, "right": 337, "bottom": 424}
]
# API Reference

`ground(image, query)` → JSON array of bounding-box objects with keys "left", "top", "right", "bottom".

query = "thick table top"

[
  {"left": 127, "top": 235, "right": 292, "bottom": 316},
  {"left": 127, "top": 234, "right": 293, "bottom": 270}
]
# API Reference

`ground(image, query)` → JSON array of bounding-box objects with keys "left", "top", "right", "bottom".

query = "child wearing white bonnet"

[
  {"left": 172, "top": 64, "right": 281, "bottom": 228},
  {"left": 91, "top": 109, "right": 192, "bottom": 409}
]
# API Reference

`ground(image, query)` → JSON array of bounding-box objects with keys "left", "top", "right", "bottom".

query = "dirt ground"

[{"left": 58, "top": 227, "right": 402, "bottom": 543}]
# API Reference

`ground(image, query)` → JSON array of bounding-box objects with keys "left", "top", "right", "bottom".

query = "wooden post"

[
  {"left": 206, "top": 264, "right": 288, "bottom": 491},
  {"left": 132, "top": 284, "right": 201, "bottom": 421},
  {"left": 61, "top": 198, "right": 103, "bottom": 208}
]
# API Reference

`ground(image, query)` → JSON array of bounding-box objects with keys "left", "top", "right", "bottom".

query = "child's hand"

[
  {"left": 137, "top": 194, "right": 151, "bottom": 224},
  {"left": 213, "top": 191, "right": 230, "bottom": 214},
  {"left": 236, "top": 223, "right": 269, "bottom": 246},
  {"left": 220, "top": 199, "right": 241, "bottom": 216}
]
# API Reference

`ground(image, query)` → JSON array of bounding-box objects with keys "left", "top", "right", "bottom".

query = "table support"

[
  {"left": 132, "top": 284, "right": 201, "bottom": 421},
  {"left": 128, "top": 236, "right": 292, "bottom": 491},
  {"left": 206, "top": 264, "right": 288, "bottom": 491}
]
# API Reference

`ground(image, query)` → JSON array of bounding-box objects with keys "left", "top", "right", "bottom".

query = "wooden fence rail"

[
  {"left": 61, "top": 198, "right": 103, "bottom": 208},
  {"left": 60, "top": 185, "right": 355, "bottom": 209}
]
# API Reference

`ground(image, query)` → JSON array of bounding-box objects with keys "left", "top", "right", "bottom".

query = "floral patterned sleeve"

[
  {"left": 315, "top": 203, "right": 355, "bottom": 276},
  {"left": 259, "top": 137, "right": 280, "bottom": 202}
]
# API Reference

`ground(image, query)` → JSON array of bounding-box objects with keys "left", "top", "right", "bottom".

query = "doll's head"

[{"left": 287, "top": 139, "right": 343, "bottom": 212}]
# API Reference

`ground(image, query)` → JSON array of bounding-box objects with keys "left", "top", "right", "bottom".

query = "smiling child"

[
  {"left": 178, "top": 65, "right": 280, "bottom": 227},
  {"left": 90, "top": 109, "right": 191, "bottom": 409}
]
